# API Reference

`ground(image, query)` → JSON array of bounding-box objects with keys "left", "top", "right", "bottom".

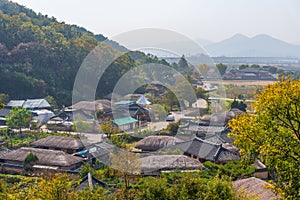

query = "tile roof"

[
  {"left": 169, "top": 138, "right": 240, "bottom": 162},
  {"left": 112, "top": 117, "right": 138, "bottom": 126},
  {"left": 0, "top": 107, "right": 11, "bottom": 118},
  {"left": 7, "top": 100, "right": 25, "bottom": 107},
  {"left": 23, "top": 99, "right": 51, "bottom": 109}
]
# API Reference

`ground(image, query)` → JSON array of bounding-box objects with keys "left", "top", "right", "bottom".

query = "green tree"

[
  {"left": 250, "top": 64, "right": 260, "bottom": 68},
  {"left": 73, "top": 120, "right": 90, "bottom": 133},
  {"left": 165, "top": 90, "right": 178, "bottom": 111},
  {"left": 136, "top": 177, "right": 168, "bottom": 200},
  {"left": 6, "top": 107, "right": 32, "bottom": 134},
  {"left": 239, "top": 64, "right": 249, "bottom": 70},
  {"left": 268, "top": 66, "right": 278, "bottom": 74},
  {"left": 79, "top": 163, "right": 95, "bottom": 179},
  {"left": 166, "top": 122, "right": 179, "bottom": 134},
  {"left": 178, "top": 55, "right": 188, "bottom": 68},
  {"left": 195, "top": 87, "right": 208, "bottom": 100},
  {"left": 230, "top": 99, "right": 247, "bottom": 112},
  {"left": 99, "top": 118, "right": 118, "bottom": 139},
  {"left": 0, "top": 99, "right": 3, "bottom": 109},
  {"left": 216, "top": 63, "right": 227, "bottom": 76},
  {"left": 23, "top": 152, "right": 39, "bottom": 173},
  {"left": 228, "top": 77, "right": 300, "bottom": 199},
  {"left": 45, "top": 95, "right": 58, "bottom": 109}
]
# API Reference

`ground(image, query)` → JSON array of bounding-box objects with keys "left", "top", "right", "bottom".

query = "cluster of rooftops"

[
  {"left": 0, "top": 95, "right": 152, "bottom": 131},
  {"left": 0, "top": 96, "right": 279, "bottom": 199}
]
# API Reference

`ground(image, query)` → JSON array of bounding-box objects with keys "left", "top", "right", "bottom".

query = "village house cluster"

[{"left": 0, "top": 94, "right": 275, "bottom": 198}]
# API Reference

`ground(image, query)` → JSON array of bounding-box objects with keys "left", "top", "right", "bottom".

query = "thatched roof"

[
  {"left": 135, "top": 136, "right": 184, "bottom": 151},
  {"left": 71, "top": 99, "right": 111, "bottom": 112},
  {"left": 31, "top": 136, "right": 84, "bottom": 150},
  {"left": 0, "top": 147, "right": 83, "bottom": 167},
  {"left": 233, "top": 177, "right": 279, "bottom": 200},
  {"left": 140, "top": 155, "right": 204, "bottom": 173}
]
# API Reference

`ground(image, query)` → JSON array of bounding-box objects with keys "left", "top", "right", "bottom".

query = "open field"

[{"left": 205, "top": 80, "right": 277, "bottom": 86}]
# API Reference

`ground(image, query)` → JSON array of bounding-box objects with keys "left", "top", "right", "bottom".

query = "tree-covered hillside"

[{"left": 0, "top": 0, "right": 157, "bottom": 106}]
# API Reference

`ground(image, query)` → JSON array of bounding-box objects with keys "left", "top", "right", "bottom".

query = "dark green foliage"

[
  {"left": 195, "top": 87, "right": 208, "bottom": 99},
  {"left": 23, "top": 152, "right": 38, "bottom": 172},
  {"left": 230, "top": 99, "right": 247, "bottom": 112},
  {"left": 239, "top": 64, "right": 248, "bottom": 70},
  {"left": 250, "top": 64, "right": 260, "bottom": 68},
  {"left": 268, "top": 66, "right": 278, "bottom": 74},
  {"left": 203, "top": 161, "right": 255, "bottom": 180},
  {"left": 6, "top": 107, "right": 32, "bottom": 134},
  {"left": 79, "top": 163, "right": 95, "bottom": 179},
  {"left": 178, "top": 55, "right": 188, "bottom": 68},
  {"left": 216, "top": 63, "right": 227, "bottom": 75},
  {"left": 125, "top": 173, "right": 235, "bottom": 200},
  {"left": 0, "top": 0, "right": 166, "bottom": 107},
  {"left": 166, "top": 122, "right": 179, "bottom": 134}
]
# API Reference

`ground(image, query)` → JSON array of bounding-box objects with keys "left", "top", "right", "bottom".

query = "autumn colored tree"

[
  {"left": 228, "top": 77, "right": 300, "bottom": 199},
  {"left": 6, "top": 107, "right": 32, "bottom": 134},
  {"left": 99, "top": 119, "right": 119, "bottom": 139},
  {"left": 110, "top": 149, "right": 141, "bottom": 189}
]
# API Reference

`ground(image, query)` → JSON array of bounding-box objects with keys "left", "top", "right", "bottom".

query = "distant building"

[
  {"left": 112, "top": 117, "right": 138, "bottom": 131},
  {"left": 223, "top": 68, "right": 275, "bottom": 80},
  {"left": 0, "top": 99, "right": 54, "bottom": 125}
]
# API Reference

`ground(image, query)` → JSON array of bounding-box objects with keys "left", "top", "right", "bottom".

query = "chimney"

[{"left": 88, "top": 172, "right": 93, "bottom": 190}]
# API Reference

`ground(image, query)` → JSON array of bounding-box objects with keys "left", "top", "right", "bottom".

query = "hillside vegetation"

[{"left": 0, "top": 0, "right": 161, "bottom": 106}]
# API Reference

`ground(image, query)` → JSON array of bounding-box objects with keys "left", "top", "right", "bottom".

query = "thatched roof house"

[
  {"left": 135, "top": 136, "right": 184, "bottom": 152},
  {"left": 140, "top": 155, "right": 204, "bottom": 175},
  {"left": 31, "top": 136, "right": 84, "bottom": 154},
  {"left": 179, "top": 121, "right": 225, "bottom": 137},
  {"left": 71, "top": 99, "right": 111, "bottom": 112},
  {"left": 0, "top": 147, "right": 84, "bottom": 173},
  {"left": 233, "top": 177, "right": 279, "bottom": 200}
]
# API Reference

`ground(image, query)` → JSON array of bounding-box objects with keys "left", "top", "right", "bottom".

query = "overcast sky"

[{"left": 11, "top": 0, "right": 300, "bottom": 44}]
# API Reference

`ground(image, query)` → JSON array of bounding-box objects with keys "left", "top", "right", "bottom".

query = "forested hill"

[{"left": 0, "top": 0, "right": 161, "bottom": 106}]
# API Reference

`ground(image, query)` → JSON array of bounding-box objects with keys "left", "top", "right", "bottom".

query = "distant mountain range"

[{"left": 202, "top": 34, "right": 300, "bottom": 58}]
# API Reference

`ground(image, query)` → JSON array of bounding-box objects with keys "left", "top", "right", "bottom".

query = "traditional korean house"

[
  {"left": 233, "top": 177, "right": 280, "bottom": 200},
  {"left": 135, "top": 136, "right": 184, "bottom": 152},
  {"left": 0, "top": 98, "right": 54, "bottom": 125},
  {"left": 140, "top": 155, "right": 205, "bottom": 176},
  {"left": 167, "top": 137, "right": 240, "bottom": 164},
  {"left": 31, "top": 136, "right": 84, "bottom": 154},
  {"left": 112, "top": 117, "right": 138, "bottom": 131},
  {"left": 0, "top": 147, "right": 84, "bottom": 174}
]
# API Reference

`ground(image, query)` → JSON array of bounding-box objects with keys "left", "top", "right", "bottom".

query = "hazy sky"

[{"left": 11, "top": 0, "right": 300, "bottom": 44}]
